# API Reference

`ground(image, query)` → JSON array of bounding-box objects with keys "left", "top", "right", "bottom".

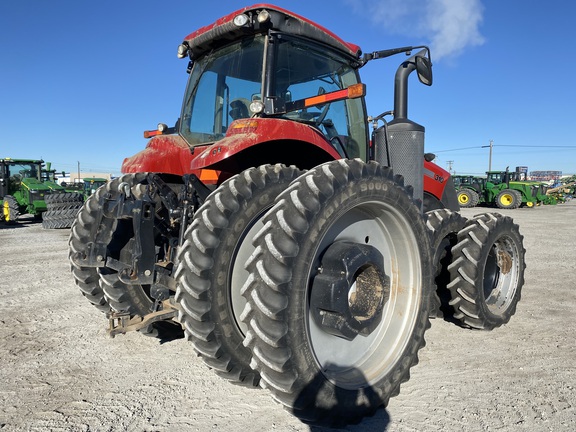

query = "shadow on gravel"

[
  {"left": 153, "top": 321, "right": 185, "bottom": 345},
  {"left": 308, "top": 408, "right": 391, "bottom": 432},
  {"left": 0, "top": 215, "right": 42, "bottom": 229},
  {"left": 293, "top": 366, "right": 392, "bottom": 431},
  {"left": 0, "top": 222, "right": 31, "bottom": 229}
]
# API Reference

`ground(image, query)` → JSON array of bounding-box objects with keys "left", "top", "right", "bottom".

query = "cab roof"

[
  {"left": 182, "top": 4, "right": 362, "bottom": 60},
  {"left": 1, "top": 158, "right": 44, "bottom": 164}
]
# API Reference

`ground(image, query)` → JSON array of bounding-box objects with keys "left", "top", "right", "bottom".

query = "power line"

[
  {"left": 497, "top": 145, "right": 576, "bottom": 148},
  {"left": 430, "top": 144, "right": 576, "bottom": 153},
  {"left": 431, "top": 146, "right": 483, "bottom": 153}
]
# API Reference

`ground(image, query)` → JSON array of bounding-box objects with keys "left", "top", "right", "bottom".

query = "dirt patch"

[{"left": 1, "top": 202, "right": 575, "bottom": 431}]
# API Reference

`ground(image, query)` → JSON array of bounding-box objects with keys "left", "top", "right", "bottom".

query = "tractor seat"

[{"left": 229, "top": 98, "right": 251, "bottom": 120}]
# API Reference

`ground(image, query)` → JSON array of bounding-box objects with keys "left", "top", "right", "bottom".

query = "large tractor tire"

[
  {"left": 92, "top": 174, "right": 183, "bottom": 338},
  {"left": 42, "top": 207, "right": 82, "bottom": 229},
  {"left": 241, "top": 159, "right": 433, "bottom": 426},
  {"left": 457, "top": 189, "right": 479, "bottom": 208},
  {"left": 496, "top": 189, "right": 521, "bottom": 209},
  {"left": 425, "top": 209, "right": 467, "bottom": 319},
  {"left": 175, "top": 164, "right": 302, "bottom": 387},
  {"left": 3, "top": 195, "right": 21, "bottom": 224},
  {"left": 45, "top": 192, "right": 83, "bottom": 206},
  {"left": 69, "top": 174, "right": 149, "bottom": 313},
  {"left": 447, "top": 212, "right": 525, "bottom": 330}
]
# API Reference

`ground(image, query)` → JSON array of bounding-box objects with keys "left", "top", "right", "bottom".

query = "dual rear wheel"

[
  {"left": 69, "top": 160, "right": 526, "bottom": 426},
  {"left": 176, "top": 160, "right": 434, "bottom": 425},
  {"left": 175, "top": 164, "right": 302, "bottom": 386}
]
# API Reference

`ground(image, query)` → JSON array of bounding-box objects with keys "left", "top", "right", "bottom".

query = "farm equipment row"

[
  {"left": 1, "top": 158, "right": 107, "bottom": 228},
  {"left": 454, "top": 167, "right": 566, "bottom": 209},
  {"left": 67, "top": 4, "right": 526, "bottom": 426}
]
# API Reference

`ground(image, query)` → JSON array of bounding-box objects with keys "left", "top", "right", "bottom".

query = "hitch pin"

[{"left": 118, "top": 182, "right": 131, "bottom": 198}]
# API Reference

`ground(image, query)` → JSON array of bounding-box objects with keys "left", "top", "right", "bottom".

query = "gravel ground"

[{"left": 1, "top": 201, "right": 575, "bottom": 431}]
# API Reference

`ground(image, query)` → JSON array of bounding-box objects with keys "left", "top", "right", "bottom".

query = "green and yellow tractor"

[
  {"left": 1, "top": 158, "right": 83, "bottom": 228},
  {"left": 1, "top": 158, "right": 54, "bottom": 223},
  {"left": 483, "top": 168, "right": 540, "bottom": 209},
  {"left": 453, "top": 174, "right": 486, "bottom": 208}
]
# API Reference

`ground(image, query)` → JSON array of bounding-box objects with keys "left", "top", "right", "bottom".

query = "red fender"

[
  {"left": 121, "top": 134, "right": 200, "bottom": 176},
  {"left": 190, "top": 118, "right": 341, "bottom": 170}
]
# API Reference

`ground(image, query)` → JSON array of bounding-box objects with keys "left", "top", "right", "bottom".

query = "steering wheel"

[{"left": 314, "top": 103, "right": 331, "bottom": 126}]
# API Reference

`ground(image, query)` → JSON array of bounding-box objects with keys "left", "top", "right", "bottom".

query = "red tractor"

[{"left": 69, "top": 4, "right": 526, "bottom": 426}]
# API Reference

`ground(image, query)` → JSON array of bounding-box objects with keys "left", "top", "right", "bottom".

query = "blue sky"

[{"left": 1, "top": 0, "right": 575, "bottom": 176}]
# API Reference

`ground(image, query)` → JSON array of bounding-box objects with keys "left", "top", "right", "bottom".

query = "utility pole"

[
  {"left": 77, "top": 161, "right": 81, "bottom": 183},
  {"left": 447, "top": 160, "right": 454, "bottom": 174},
  {"left": 482, "top": 140, "right": 493, "bottom": 172}
]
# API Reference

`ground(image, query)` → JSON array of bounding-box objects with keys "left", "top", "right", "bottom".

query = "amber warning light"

[
  {"left": 285, "top": 84, "right": 366, "bottom": 114},
  {"left": 144, "top": 123, "right": 169, "bottom": 139},
  {"left": 304, "top": 83, "right": 366, "bottom": 108}
]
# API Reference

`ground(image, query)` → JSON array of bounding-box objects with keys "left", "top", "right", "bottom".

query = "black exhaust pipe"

[{"left": 374, "top": 50, "right": 428, "bottom": 209}]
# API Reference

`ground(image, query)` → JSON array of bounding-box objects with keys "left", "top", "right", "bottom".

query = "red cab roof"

[{"left": 182, "top": 4, "right": 361, "bottom": 59}]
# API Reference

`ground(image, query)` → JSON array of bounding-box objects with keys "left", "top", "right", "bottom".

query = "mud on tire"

[
  {"left": 447, "top": 212, "right": 526, "bottom": 330},
  {"left": 175, "top": 164, "right": 302, "bottom": 386},
  {"left": 241, "top": 159, "right": 433, "bottom": 426}
]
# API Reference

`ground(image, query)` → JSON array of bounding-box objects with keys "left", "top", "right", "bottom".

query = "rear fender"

[
  {"left": 121, "top": 135, "right": 202, "bottom": 176},
  {"left": 423, "top": 160, "right": 459, "bottom": 211},
  {"left": 190, "top": 118, "right": 341, "bottom": 171}
]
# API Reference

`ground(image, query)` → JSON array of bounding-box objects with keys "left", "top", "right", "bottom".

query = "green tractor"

[
  {"left": 483, "top": 168, "right": 539, "bottom": 209},
  {"left": 1, "top": 158, "right": 83, "bottom": 227},
  {"left": 509, "top": 170, "right": 557, "bottom": 205},
  {"left": 80, "top": 177, "right": 108, "bottom": 198},
  {"left": 58, "top": 177, "right": 108, "bottom": 198},
  {"left": 0, "top": 158, "right": 54, "bottom": 223},
  {"left": 453, "top": 174, "right": 486, "bottom": 208}
]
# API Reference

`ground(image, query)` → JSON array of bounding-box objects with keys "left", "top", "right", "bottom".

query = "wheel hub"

[{"left": 310, "top": 241, "right": 389, "bottom": 341}]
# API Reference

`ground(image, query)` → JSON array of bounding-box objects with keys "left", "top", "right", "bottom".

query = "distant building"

[
  {"left": 57, "top": 172, "right": 113, "bottom": 185},
  {"left": 529, "top": 170, "right": 562, "bottom": 181}
]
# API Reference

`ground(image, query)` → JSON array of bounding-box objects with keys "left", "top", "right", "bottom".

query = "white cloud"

[{"left": 347, "top": 0, "right": 485, "bottom": 61}]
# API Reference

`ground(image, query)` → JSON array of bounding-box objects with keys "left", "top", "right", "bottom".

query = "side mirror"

[{"left": 416, "top": 56, "right": 433, "bottom": 86}]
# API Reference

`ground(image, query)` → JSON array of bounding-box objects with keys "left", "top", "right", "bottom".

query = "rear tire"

[
  {"left": 457, "top": 189, "right": 478, "bottom": 208},
  {"left": 425, "top": 209, "right": 467, "bottom": 319},
  {"left": 242, "top": 159, "right": 432, "bottom": 426},
  {"left": 3, "top": 195, "right": 20, "bottom": 224},
  {"left": 496, "top": 189, "right": 520, "bottom": 209},
  {"left": 94, "top": 173, "right": 183, "bottom": 338},
  {"left": 175, "top": 164, "right": 302, "bottom": 386},
  {"left": 447, "top": 212, "right": 525, "bottom": 329},
  {"left": 69, "top": 174, "right": 147, "bottom": 313}
]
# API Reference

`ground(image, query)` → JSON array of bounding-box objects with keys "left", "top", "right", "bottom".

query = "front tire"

[
  {"left": 175, "top": 164, "right": 302, "bottom": 386},
  {"left": 242, "top": 160, "right": 432, "bottom": 426},
  {"left": 447, "top": 212, "right": 525, "bottom": 329}
]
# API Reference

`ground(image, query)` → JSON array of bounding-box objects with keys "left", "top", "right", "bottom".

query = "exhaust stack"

[{"left": 374, "top": 50, "right": 429, "bottom": 209}]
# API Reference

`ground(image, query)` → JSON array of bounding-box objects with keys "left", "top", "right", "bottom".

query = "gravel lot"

[{"left": 1, "top": 201, "right": 575, "bottom": 431}]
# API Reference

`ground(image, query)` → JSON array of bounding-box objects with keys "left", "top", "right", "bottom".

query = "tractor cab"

[
  {"left": 486, "top": 170, "right": 508, "bottom": 186},
  {"left": 82, "top": 178, "right": 108, "bottom": 197},
  {"left": 179, "top": 30, "right": 367, "bottom": 161},
  {"left": 0, "top": 158, "right": 43, "bottom": 198},
  {"left": 124, "top": 4, "right": 451, "bottom": 211}
]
